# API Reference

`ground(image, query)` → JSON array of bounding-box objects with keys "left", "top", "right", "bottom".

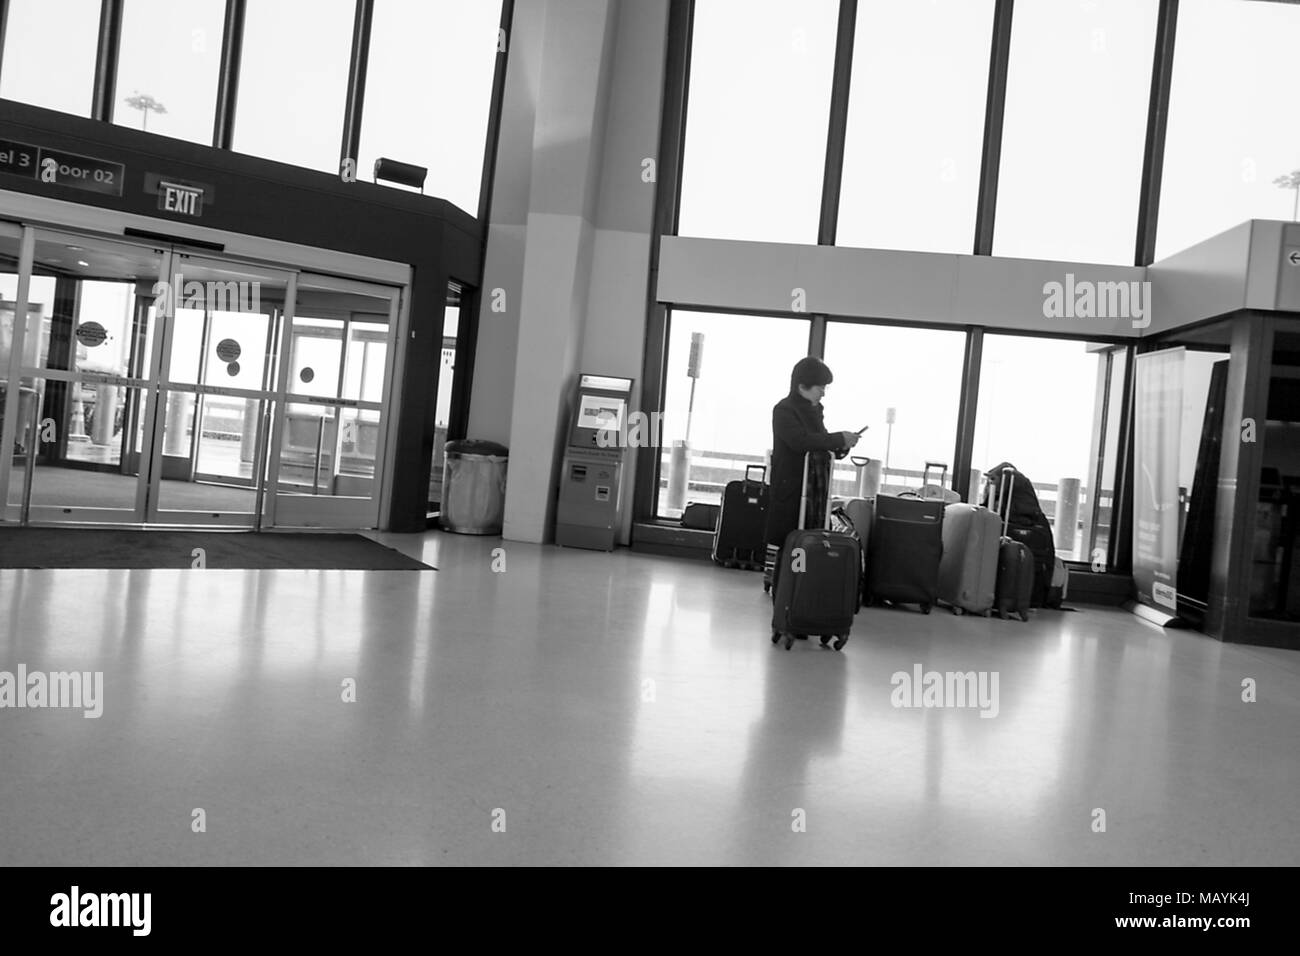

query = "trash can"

[{"left": 440, "top": 439, "right": 509, "bottom": 535}]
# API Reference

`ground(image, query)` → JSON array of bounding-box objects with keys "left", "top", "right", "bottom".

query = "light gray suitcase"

[{"left": 938, "top": 502, "right": 1000, "bottom": 616}]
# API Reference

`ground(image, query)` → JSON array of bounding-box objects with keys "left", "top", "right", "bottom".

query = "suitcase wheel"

[
  {"left": 819, "top": 635, "right": 832, "bottom": 647},
  {"left": 922, "top": 604, "right": 932, "bottom": 615},
  {"left": 951, "top": 605, "right": 963, "bottom": 616},
  {"left": 983, "top": 609, "right": 992, "bottom": 618},
  {"left": 1019, "top": 610, "right": 1030, "bottom": 623},
  {"left": 833, "top": 636, "right": 848, "bottom": 652},
  {"left": 783, "top": 635, "right": 795, "bottom": 650},
  {"left": 763, "top": 582, "right": 771, "bottom": 594},
  {"left": 771, "top": 631, "right": 781, "bottom": 645}
]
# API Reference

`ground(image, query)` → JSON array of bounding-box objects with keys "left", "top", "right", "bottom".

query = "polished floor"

[{"left": 0, "top": 531, "right": 1297, "bottom": 866}]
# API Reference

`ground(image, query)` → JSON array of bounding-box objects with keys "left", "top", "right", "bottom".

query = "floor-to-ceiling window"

[
  {"left": 822, "top": 322, "right": 966, "bottom": 495},
  {"left": 993, "top": 0, "right": 1159, "bottom": 265},
  {"left": 1156, "top": 0, "right": 1300, "bottom": 260},
  {"left": 357, "top": 0, "right": 504, "bottom": 214},
  {"left": 655, "top": 309, "right": 810, "bottom": 518},
  {"left": 836, "top": 0, "right": 994, "bottom": 254},
  {"left": 676, "top": 0, "right": 839, "bottom": 243},
  {"left": 0, "top": 0, "right": 100, "bottom": 117},
  {"left": 111, "top": 0, "right": 225, "bottom": 143}
]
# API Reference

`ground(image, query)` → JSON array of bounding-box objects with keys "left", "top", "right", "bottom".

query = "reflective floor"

[{"left": 0, "top": 532, "right": 1296, "bottom": 866}]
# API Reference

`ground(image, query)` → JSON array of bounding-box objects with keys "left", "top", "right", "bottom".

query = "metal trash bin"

[{"left": 440, "top": 439, "right": 509, "bottom": 535}]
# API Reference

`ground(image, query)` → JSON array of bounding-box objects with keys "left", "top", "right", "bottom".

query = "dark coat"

[{"left": 763, "top": 392, "right": 848, "bottom": 548}]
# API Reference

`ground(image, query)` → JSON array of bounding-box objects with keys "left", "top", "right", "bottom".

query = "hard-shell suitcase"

[
  {"left": 1007, "top": 519, "right": 1054, "bottom": 607},
  {"left": 1044, "top": 557, "right": 1069, "bottom": 608},
  {"left": 771, "top": 454, "right": 860, "bottom": 651},
  {"left": 992, "top": 469, "right": 1033, "bottom": 622},
  {"left": 938, "top": 502, "right": 1000, "bottom": 616},
  {"left": 866, "top": 494, "right": 943, "bottom": 613},
  {"left": 713, "top": 464, "right": 768, "bottom": 570}
]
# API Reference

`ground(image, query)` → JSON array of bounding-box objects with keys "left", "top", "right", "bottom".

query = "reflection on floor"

[
  {"left": 0, "top": 532, "right": 1296, "bottom": 865},
  {"left": 12, "top": 464, "right": 256, "bottom": 512}
]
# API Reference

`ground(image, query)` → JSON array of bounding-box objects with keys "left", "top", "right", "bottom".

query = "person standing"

[{"left": 763, "top": 357, "right": 860, "bottom": 598}]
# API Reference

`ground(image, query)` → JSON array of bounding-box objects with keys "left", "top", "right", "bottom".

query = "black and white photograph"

[{"left": 0, "top": 0, "right": 1296, "bottom": 933}]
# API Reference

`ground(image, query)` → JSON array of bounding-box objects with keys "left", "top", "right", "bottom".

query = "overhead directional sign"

[{"left": 0, "top": 137, "right": 124, "bottom": 196}]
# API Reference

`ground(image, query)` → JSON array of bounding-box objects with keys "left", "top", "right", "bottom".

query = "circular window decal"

[
  {"left": 215, "top": 338, "right": 241, "bottom": 363},
  {"left": 226, "top": 361, "right": 241, "bottom": 377},
  {"left": 75, "top": 322, "right": 108, "bottom": 348},
  {"left": 299, "top": 367, "right": 315, "bottom": 384}
]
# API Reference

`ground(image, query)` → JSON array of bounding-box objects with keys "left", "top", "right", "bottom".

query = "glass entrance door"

[
  {"left": 2, "top": 230, "right": 167, "bottom": 524},
  {"left": 266, "top": 274, "right": 401, "bottom": 529},
  {"left": 144, "top": 254, "right": 291, "bottom": 526},
  {"left": 1, "top": 226, "right": 405, "bottom": 530}
]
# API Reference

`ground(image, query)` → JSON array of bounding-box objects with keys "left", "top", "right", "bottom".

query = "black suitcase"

[
  {"left": 713, "top": 464, "right": 768, "bottom": 570},
  {"left": 1006, "top": 519, "right": 1054, "bottom": 607},
  {"left": 865, "top": 493, "right": 943, "bottom": 613},
  {"left": 771, "top": 454, "right": 860, "bottom": 651},
  {"left": 992, "top": 470, "right": 1034, "bottom": 621}
]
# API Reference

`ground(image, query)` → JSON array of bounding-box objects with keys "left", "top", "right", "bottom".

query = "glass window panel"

[
  {"left": 993, "top": 0, "right": 1158, "bottom": 264},
  {"left": 676, "top": 0, "right": 839, "bottom": 243},
  {"left": 0, "top": 0, "right": 99, "bottom": 116},
  {"left": 657, "top": 310, "right": 810, "bottom": 517},
  {"left": 358, "top": 0, "right": 503, "bottom": 213},
  {"left": 1157, "top": 0, "right": 1300, "bottom": 260},
  {"left": 836, "top": 0, "right": 994, "bottom": 254},
  {"left": 822, "top": 323, "right": 966, "bottom": 497},
  {"left": 232, "top": 0, "right": 355, "bottom": 172},
  {"left": 113, "top": 0, "right": 224, "bottom": 143},
  {"left": 290, "top": 318, "right": 343, "bottom": 397},
  {"left": 974, "top": 335, "right": 1111, "bottom": 560}
]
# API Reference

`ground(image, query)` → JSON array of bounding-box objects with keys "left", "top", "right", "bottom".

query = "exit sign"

[{"left": 158, "top": 180, "right": 204, "bottom": 216}]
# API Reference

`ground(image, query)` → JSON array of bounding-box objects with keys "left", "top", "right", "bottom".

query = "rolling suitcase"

[
  {"left": 993, "top": 469, "right": 1033, "bottom": 622},
  {"left": 771, "top": 453, "right": 860, "bottom": 651},
  {"left": 938, "top": 502, "right": 1000, "bottom": 616},
  {"left": 713, "top": 464, "right": 769, "bottom": 570},
  {"left": 866, "top": 494, "right": 943, "bottom": 613}
]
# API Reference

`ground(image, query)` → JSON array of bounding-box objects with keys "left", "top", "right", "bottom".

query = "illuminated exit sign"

[{"left": 158, "top": 180, "right": 204, "bottom": 216}]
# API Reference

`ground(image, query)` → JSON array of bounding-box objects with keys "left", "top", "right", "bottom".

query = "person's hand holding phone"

[{"left": 839, "top": 430, "right": 862, "bottom": 449}]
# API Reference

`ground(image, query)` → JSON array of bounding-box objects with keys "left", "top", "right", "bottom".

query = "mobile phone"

[{"left": 855, "top": 425, "right": 869, "bottom": 435}]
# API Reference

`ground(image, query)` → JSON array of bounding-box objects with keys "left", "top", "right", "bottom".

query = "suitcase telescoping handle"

[
  {"left": 744, "top": 464, "right": 766, "bottom": 493},
  {"left": 797, "top": 451, "right": 833, "bottom": 532},
  {"left": 997, "top": 467, "right": 1016, "bottom": 537}
]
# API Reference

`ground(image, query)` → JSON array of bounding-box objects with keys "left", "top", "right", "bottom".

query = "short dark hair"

[{"left": 790, "top": 356, "right": 833, "bottom": 392}]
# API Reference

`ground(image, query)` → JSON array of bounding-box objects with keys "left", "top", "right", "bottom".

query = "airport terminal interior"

[{"left": 1, "top": 0, "right": 1299, "bottom": 866}]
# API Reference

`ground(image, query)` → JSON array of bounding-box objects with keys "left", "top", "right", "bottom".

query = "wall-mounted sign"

[
  {"left": 158, "top": 179, "right": 204, "bottom": 217},
  {"left": 0, "top": 139, "right": 39, "bottom": 178},
  {"left": 0, "top": 138, "right": 124, "bottom": 196}
]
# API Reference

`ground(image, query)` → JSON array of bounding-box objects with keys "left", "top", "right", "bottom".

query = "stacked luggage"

[
  {"left": 771, "top": 453, "right": 860, "bottom": 651},
  {"left": 981, "top": 462, "right": 1057, "bottom": 607},
  {"left": 990, "top": 467, "right": 1034, "bottom": 622}
]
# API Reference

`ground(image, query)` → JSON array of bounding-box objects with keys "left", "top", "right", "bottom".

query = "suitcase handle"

[
  {"left": 850, "top": 455, "right": 871, "bottom": 467},
  {"left": 997, "top": 467, "right": 1017, "bottom": 537},
  {"left": 923, "top": 460, "right": 948, "bottom": 490},
  {"left": 743, "top": 464, "right": 766, "bottom": 493},
  {"left": 797, "top": 451, "right": 833, "bottom": 531}
]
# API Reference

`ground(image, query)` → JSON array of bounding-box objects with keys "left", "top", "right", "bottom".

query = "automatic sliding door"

[
  {"left": 2, "top": 230, "right": 166, "bottom": 524},
  {"left": 268, "top": 276, "right": 398, "bottom": 529},
  {"left": 147, "top": 256, "right": 289, "bottom": 526}
]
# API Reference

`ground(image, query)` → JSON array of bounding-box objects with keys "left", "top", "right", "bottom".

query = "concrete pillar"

[{"left": 1057, "top": 477, "right": 1080, "bottom": 558}]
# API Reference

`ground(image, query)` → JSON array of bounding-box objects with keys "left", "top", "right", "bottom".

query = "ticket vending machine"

[{"left": 555, "top": 373, "right": 634, "bottom": 551}]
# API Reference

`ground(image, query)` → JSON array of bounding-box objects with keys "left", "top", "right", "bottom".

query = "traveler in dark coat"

[{"left": 764, "top": 357, "right": 859, "bottom": 595}]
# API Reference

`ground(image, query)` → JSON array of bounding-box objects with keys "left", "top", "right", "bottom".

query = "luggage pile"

[{"left": 761, "top": 459, "right": 1071, "bottom": 649}]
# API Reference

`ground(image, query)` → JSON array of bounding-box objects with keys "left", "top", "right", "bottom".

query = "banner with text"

[{"left": 1133, "top": 348, "right": 1185, "bottom": 614}]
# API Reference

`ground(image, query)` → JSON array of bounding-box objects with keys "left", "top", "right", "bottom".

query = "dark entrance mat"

[{"left": 0, "top": 528, "right": 434, "bottom": 570}]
